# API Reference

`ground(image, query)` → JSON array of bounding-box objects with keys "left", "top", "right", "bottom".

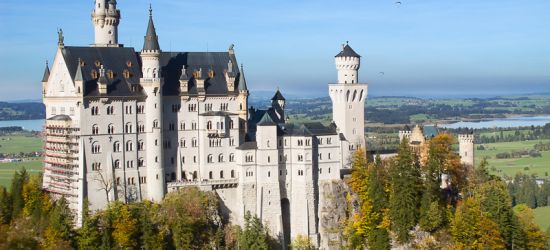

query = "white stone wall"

[{"left": 458, "top": 134, "right": 475, "bottom": 166}]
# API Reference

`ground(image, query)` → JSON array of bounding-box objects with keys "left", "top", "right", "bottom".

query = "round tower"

[
  {"left": 458, "top": 133, "right": 475, "bottom": 167},
  {"left": 335, "top": 42, "right": 361, "bottom": 84},
  {"left": 140, "top": 7, "right": 165, "bottom": 202},
  {"left": 92, "top": 0, "right": 120, "bottom": 47}
]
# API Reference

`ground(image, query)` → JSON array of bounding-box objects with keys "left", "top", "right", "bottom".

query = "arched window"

[
  {"left": 220, "top": 171, "right": 224, "bottom": 179},
  {"left": 230, "top": 120, "right": 234, "bottom": 129},
  {"left": 209, "top": 171, "right": 213, "bottom": 179},
  {"left": 207, "top": 121, "right": 212, "bottom": 130},
  {"left": 125, "top": 123, "right": 133, "bottom": 133},
  {"left": 193, "top": 171, "right": 198, "bottom": 180},
  {"left": 231, "top": 170, "right": 235, "bottom": 178},
  {"left": 207, "top": 154, "right": 213, "bottom": 163},
  {"left": 153, "top": 120, "right": 159, "bottom": 128},
  {"left": 180, "top": 139, "right": 186, "bottom": 148},
  {"left": 114, "top": 160, "right": 120, "bottom": 169},
  {"left": 218, "top": 154, "right": 224, "bottom": 162},
  {"left": 108, "top": 124, "right": 114, "bottom": 134},
  {"left": 138, "top": 158, "right": 144, "bottom": 167},
  {"left": 138, "top": 140, "right": 144, "bottom": 151},
  {"left": 92, "top": 124, "right": 99, "bottom": 135},
  {"left": 126, "top": 141, "right": 133, "bottom": 151},
  {"left": 229, "top": 154, "right": 235, "bottom": 162},
  {"left": 113, "top": 141, "right": 120, "bottom": 152},
  {"left": 267, "top": 140, "right": 270, "bottom": 148},
  {"left": 92, "top": 142, "right": 101, "bottom": 154}
]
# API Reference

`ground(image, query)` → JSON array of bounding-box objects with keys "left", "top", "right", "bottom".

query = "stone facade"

[{"left": 41, "top": 1, "right": 367, "bottom": 248}]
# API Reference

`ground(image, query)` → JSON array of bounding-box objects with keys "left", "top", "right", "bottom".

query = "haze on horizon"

[{"left": 0, "top": 0, "right": 549, "bottom": 101}]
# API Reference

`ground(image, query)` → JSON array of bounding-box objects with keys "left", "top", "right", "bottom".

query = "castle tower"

[
  {"left": 92, "top": 0, "right": 121, "bottom": 47},
  {"left": 398, "top": 125, "right": 412, "bottom": 142},
  {"left": 140, "top": 7, "right": 165, "bottom": 202},
  {"left": 237, "top": 65, "right": 249, "bottom": 142},
  {"left": 271, "top": 89, "right": 286, "bottom": 122},
  {"left": 329, "top": 43, "right": 368, "bottom": 162},
  {"left": 458, "top": 132, "right": 475, "bottom": 167}
]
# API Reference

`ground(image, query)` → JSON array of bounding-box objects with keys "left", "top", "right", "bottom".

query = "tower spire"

[
  {"left": 143, "top": 5, "right": 160, "bottom": 52},
  {"left": 42, "top": 61, "right": 50, "bottom": 83},
  {"left": 238, "top": 64, "right": 248, "bottom": 92}
]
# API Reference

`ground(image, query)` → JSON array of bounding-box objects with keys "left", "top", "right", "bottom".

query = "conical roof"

[
  {"left": 143, "top": 8, "right": 160, "bottom": 51},
  {"left": 238, "top": 64, "right": 248, "bottom": 91},
  {"left": 42, "top": 62, "right": 50, "bottom": 82},
  {"left": 271, "top": 89, "right": 285, "bottom": 101},
  {"left": 74, "top": 60, "right": 84, "bottom": 82},
  {"left": 335, "top": 44, "right": 360, "bottom": 58}
]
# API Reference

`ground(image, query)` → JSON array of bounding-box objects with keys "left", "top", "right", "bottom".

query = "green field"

[
  {"left": 475, "top": 139, "right": 550, "bottom": 178},
  {"left": 0, "top": 133, "right": 44, "bottom": 190},
  {"left": 534, "top": 206, "right": 550, "bottom": 231},
  {"left": 0, "top": 134, "right": 43, "bottom": 154}
]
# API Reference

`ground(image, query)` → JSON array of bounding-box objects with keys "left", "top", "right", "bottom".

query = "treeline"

[
  {"left": 509, "top": 173, "right": 550, "bottom": 209},
  {"left": 0, "top": 169, "right": 313, "bottom": 249},
  {"left": 475, "top": 123, "right": 550, "bottom": 144},
  {"left": 345, "top": 134, "right": 550, "bottom": 249},
  {"left": 0, "top": 102, "right": 45, "bottom": 121}
]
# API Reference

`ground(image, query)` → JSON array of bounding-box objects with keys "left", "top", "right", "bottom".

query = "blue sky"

[{"left": 0, "top": 0, "right": 549, "bottom": 101}]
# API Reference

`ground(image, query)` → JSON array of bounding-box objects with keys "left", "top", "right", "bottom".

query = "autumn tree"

[
  {"left": 389, "top": 139, "right": 421, "bottom": 243},
  {"left": 513, "top": 204, "right": 548, "bottom": 249},
  {"left": 111, "top": 202, "right": 139, "bottom": 249},
  {"left": 290, "top": 234, "right": 315, "bottom": 250},
  {"left": 42, "top": 197, "right": 75, "bottom": 250}
]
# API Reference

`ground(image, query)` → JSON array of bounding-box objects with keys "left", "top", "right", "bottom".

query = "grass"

[
  {"left": 475, "top": 139, "right": 550, "bottom": 178},
  {"left": 0, "top": 134, "right": 43, "bottom": 154},
  {"left": 0, "top": 157, "right": 43, "bottom": 190},
  {"left": 0, "top": 133, "right": 44, "bottom": 190},
  {"left": 533, "top": 206, "right": 550, "bottom": 231}
]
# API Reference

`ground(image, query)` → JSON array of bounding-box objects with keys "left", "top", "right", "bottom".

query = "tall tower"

[
  {"left": 329, "top": 43, "right": 368, "bottom": 161},
  {"left": 237, "top": 65, "right": 249, "bottom": 142},
  {"left": 140, "top": 7, "right": 165, "bottom": 202},
  {"left": 458, "top": 132, "right": 475, "bottom": 167},
  {"left": 91, "top": 0, "right": 121, "bottom": 47}
]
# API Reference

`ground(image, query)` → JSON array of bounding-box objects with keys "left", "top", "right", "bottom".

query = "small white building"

[{"left": 41, "top": 1, "right": 369, "bottom": 248}]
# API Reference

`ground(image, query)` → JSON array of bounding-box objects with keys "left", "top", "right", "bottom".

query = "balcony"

[{"left": 167, "top": 178, "right": 239, "bottom": 191}]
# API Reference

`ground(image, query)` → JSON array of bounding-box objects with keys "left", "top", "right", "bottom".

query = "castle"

[{"left": 41, "top": 1, "right": 367, "bottom": 248}]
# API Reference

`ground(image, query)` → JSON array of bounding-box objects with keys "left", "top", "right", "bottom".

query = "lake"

[
  {"left": 0, "top": 119, "right": 45, "bottom": 131},
  {"left": 441, "top": 116, "right": 550, "bottom": 129}
]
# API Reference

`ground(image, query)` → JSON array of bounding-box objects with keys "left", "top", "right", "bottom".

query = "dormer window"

[{"left": 91, "top": 70, "right": 98, "bottom": 79}]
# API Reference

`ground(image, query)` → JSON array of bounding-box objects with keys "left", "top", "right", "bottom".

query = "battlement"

[{"left": 458, "top": 134, "right": 475, "bottom": 143}]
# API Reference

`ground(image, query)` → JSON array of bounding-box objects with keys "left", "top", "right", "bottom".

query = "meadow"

[
  {"left": 0, "top": 133, "right": 43, "bottom": 190},
  {"left": 475, "top": 139, "right": 550, "bottom": 178},
  {"left": 534, "top": 206, "right": 550, "bottom": 231}
]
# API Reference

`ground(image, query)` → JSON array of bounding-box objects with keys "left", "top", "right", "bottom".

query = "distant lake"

[
  {"left": 0, "top": 119, "right": 44, "bottom": 131},
  {"left": 442, "top": 116, "right": 550, "bottom": 129}
]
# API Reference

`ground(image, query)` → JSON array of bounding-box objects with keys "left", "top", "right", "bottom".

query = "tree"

[
  {"left": 388, "top": 139, "right": 421, "bottom": 243},
  {"left": 0, "top": 186, "right": 12, "bottom": 224},
  {"left": 513, "top": 204, "right": 548, "bottom": 249},
  {"left": 77, "top": 199, "right": 102, "bottom": 249},
  {"left": 290, "top": 234, "right": 315, "bottom": 250},
  {"left": 22, "top": 175, "right": 45, "bottom": 219},
  {"left": 111, "top": 202, "right": 139, "bottom": 249},
  {"left": 135, "top": 201, "right": 165, "bottom": 250},
  {"left": 10, "top": 168, "right": 29, "bottom": 218},
  {"left": 93, "top": 170, "right": 116, "bottom": 204},
  {"left": 238, "top": 211, "right": 272, "bottom": 250},
  {"left": 451, "top": 197, "right": 506, "bottom": 249},
  {"left": 42, "top": 197, "right": 75, "bottom": 249}
]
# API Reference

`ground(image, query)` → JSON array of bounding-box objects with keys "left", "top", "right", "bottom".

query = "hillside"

[{"left": 0, "top": 102, "right": 45, "bottom": 121}]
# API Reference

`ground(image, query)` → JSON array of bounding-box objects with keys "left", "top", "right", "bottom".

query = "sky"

[{"left": 0, "top": 0, "right": 549, "bottom": 101}]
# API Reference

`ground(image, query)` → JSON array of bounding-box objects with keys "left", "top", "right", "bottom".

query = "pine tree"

[
  {"left": 77, "top": 199, "right": 102, "bottom": 249},
  {"left": 239, "top": 211, "right": 271, "bottom": 250},
  {"left": 10, "top": 168, "right": 29, "bottom": 218},
  {"left": 513, "top": 204, "right": 548, "bottom": 249},
  {"left": 42, "top": 197, "right": 75, "bottom": 249},
  {"left": 0, "top": 186, "right": 12, "bottom": 224},
  {"left": 111, "top": 202, "right": 139, "bottom": 249},
  {"left": 389, "top": 139, "right": 421, "bottom": 243}
]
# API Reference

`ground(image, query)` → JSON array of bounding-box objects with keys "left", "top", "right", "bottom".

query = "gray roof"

[
  {"left": 279, "top": 122, "right": 337, "bottom": 137},
  {"left": 42, "top": 63, "right": 50, "bottom": 82},
  {"left": 423, "top": 126, "right": 438, "bottom": 138},
  {"left": 238, "top": 65, "right": 248, "bottom": 92},
  {"left": 74, "top": 60, "right": 84, "bottom": 82},
  {"left": 257, "top": 112, "right": 277, "bottom": 126},
  {"left": 47, "top": 115, "right": 72, "bottom": 121},
  {"left": 271, "top": 90, "right": 285, "bottom": 101},
  {"left": 335, "top": 44, "right": 361, "bottom": 58},
  {"left": 143, "top": 12, "right": 160, "bottom": 51},
  {"left": 62, "top": 46, "right": 143, "bottom": 97},
  {"left": 237, "top": 141, "right": 257, "bottom": 150},
  {"left": 199, "top": 111, "right": 237, "bottom": 117}
]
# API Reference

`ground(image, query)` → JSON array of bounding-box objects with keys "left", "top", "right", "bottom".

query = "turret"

[
  {"left": 237, "top": 64, "right": 249, "bottom": 140},
  {"left": 41, "top": 61, "right": 50, "bottom": 97},
  {"left": 335, "top": 42, "right": 361, "bottom": 84},
  {"left": 271, "top": 89, "right": 286, "bottom": 122},
  {"left": 74, "top": 59, "right": 85, "bottom": 95},
  {"left": 458, "top": 132, "right": 475, "bottom": 167},
  {"left": 139, "top": 6, "right": 165, "bottom": 202},
  {"left": 92, "top": 0, "right": 121, "bottom": 47},
  {"left": 398, "top": 125, "right": 412, "bottom": 142}
]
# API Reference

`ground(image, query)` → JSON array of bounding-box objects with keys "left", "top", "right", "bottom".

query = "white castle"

[{"left": 41, "top": 1, "right": 367, "bottom": 248}]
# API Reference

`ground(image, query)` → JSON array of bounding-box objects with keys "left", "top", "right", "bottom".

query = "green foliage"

[
  {"left": 42, "top": 197, "right": 75, "bottom": 250},
  {"left": 513, "top": 204, "right": 549, "bottom": 249},
  {"left": 389, "top": 139, "right": 421, "bottom": 243},
  {"left": 290, "top": 234, "right": 315, "bottom": 250},
  {"left": 10, "top": 168, "right": 29, "bottom": 218},
  {"left": 238, "top": 211, "right": 273, "bottom": 250},
  {"left": 0, "top": 186, "right": 12, "bottom": 224},
  {"left": 77, "top": 200, "right": 102, "bottom": 249}
]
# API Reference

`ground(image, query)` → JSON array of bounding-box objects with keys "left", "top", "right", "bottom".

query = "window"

[
  {"left": 298, "top": 155, "right": 304, "bottom": 162},
  {"left": 180, "top": 122, "right": 186, "bottom": 130},
  {"left": 245, "top": 154, "right": 254, "bottom": 163},
  {"left": 267, "top": 140, "right": 270, "bottom": 148},
  {"left": 113, "top": 141, "right": 120, "bottom": 152},
  {"left": 209, "top": 171, "right": 213, "bottom": 179},
  {"left": 207, "top": 154, "right": 213, "bottom": 163},
  {"left": 91, "top": 106, "right": 99, "bottom": 116},
  {"left": 268, "top": 171, "right": 271, "bottom": 177},
  {"left": 207, "top": 121, "right": 212, "bottom": 130},
  {"left": 328, "top": 153, "right": 332, "bottom": 160},
  {"left": 92, "top": 142, "right": 101, "bottom": 154},
  {"left": 138, "top": 124, "right": 145, "bottom": 133},
  {"left": 220, "top": 171, "right": 224, "bottom": 179},
  {"left": 230, "top": 138, "right": 235, "bottom": 146},
  {"left": 138, "top": 158, "right": 144, "bottom": 167},
  {"left": 298, "top": 170, "right": 304, "bottom": 176},
  {"left": 125, "top": 106, "right": 133, "bottom": 114},
  {"left": 180, "top": 139, "right": 186, "bottom": 148},
  {"left": 92, "top": 124, "right": 99, "bottom": 135},
  {"left": 137, "top": 105, "right": 145, "bottom": 114},
  {"left": 169, "top": 122, "right": 175, "bottom": 131},
  {"left": 192, "top": 138, "right": 198, "bottom": 147},
  {"left": 319, "top": 154, "right": 323, "bottom": 160},
  {"left": 126, "top": 161, "right": 134, "bottom": 168},
  {"left": 230, "top": 120, "right": 234, "bottom": 129},
  {"left": 306, "top": 139, "right": 311, "bottom": 146},
  {"left": 91, "top": 162, "right": 101, "bottom": 171},
  {"left": 126, "top": 141, "right": 133, "bottom": 151},
  {"left": 231, "top": 170, "right": 235, "bottom": 178},
  {"left": 140, "top": 176, "right": 147, "bottom": 184},
  {"left": 125, "top": 123, "right": 133, "bottom": 133},
  {"left": 218, "top": 154, "right": 224, "bottom": 163},
  {"left": 229, "top": 154, "right": 235, "bottom": 162},
  {"left": 108, "top": 124, "right": 115, "bottom": 134},
  {"left": 327, "top": 138, "right": 332, "bottom": 144},
  {"left": 107, "top": 106, "right": 114, "bottom": 115},
  {"left": 153, "top": 120, "right": 159, "bottom": 128},
  {"left": 138, "top": 140, "right": 144, "bottom": 151}
]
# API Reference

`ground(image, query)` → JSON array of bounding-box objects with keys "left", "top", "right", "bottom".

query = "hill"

[{"left": 0, "top": 102, "right": 45, "bottom": 121}]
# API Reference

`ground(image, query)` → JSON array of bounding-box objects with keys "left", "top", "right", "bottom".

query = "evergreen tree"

[
  {"left": 111, "top": 202, "right": 139, "bottom": 249},
  {"left": 77, "top": 199, "right": 102, "bottom": 249},
  {"left": 389, "top": 139, "right": 421, "bottom": 243},
  {"left": 290, "top": 234, "right": 315, "bottom": 250},
  {"left": 513, "top": 204, "right": 548, "bottom": 249},
  {"left": 42, "top": 197, "right": 75, "bottom": 249},
  {"left": 10, "top": 168, "right": 29, "bottom": 218},
  {"left": 0, "top": 186, "right": 12, "bottom": 224},
  {"left": 239, "top": 211, "right": 271, "bottom": 250},
  {"left": 22, "top": 175, "right": 45, "bottom": 219}
]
